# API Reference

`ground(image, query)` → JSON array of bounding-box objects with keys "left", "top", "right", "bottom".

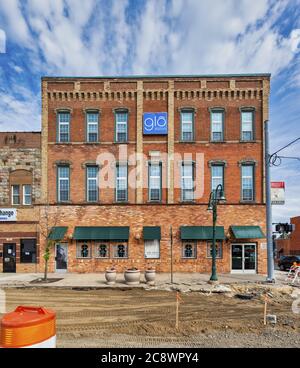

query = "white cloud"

[{"left": 0, "top": 29, "right": 6, "bottom": 53}]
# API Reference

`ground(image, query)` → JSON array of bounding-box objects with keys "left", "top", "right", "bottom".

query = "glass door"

[
  {"left": 231, "top": 244, "right": 243, "bottom": 271},
  {"left": 231, "top": 244, "right": 256, "bottom": 273},
  {"left": 55, "top": 243, "right": 68, "bottom": 272},
  {"left": 3, "top": 244, "right": 16, "bottom": 273}
]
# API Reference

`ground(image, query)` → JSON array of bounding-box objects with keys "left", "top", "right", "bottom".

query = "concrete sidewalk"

[{"left": 0, "top": 270, "right": 291, "bottom": 289}]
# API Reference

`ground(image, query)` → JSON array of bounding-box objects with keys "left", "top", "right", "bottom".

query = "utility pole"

[{"left": 264, "top": 120, "right": 275, "bottom": 282}]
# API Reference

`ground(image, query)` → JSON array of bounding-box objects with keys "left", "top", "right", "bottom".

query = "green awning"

[
  {"left": 231, "top": 226, "right": 265, "bottom": 239},
  {"left": 48, "top": 226, "right": 68, "bottom": 241},
  {"left": 180, "top": 226, "right": 225, "bottom": 240},
  {"left": 73, "top": 226, "right": 129, "bottom": 241},
  {"left": 143, "top": 226, "right": 161, "bottom": 240}
]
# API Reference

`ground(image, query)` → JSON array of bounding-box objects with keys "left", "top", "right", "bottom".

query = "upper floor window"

[
  {"left": 148, "top": 162, "right": 162, "bottom": 202},
  {"left": 116, "top": 163, "right": 128, "bottom": 202},
  {"left": 58, "top": 112, "right": 70, "bottom": 143},
  {"left": 57, "top": 165, "right": 70, "bottom": 202},
  {"left": 241, "top": 110, "right": 254, "bottom": 141},
  {"left": 10, "top": 170, "right": 33, "bottom": 206},
  {"left": 211, "top": 110, "right": 224, "bottom": 142},
  {"left": 86, "top": 166, "right": 98, "bottom": 202},
  {"left": 11, "top": 185, "right": 20, "bottom": 205},
  {"left": 181, "top": 162, "right": 194, "bottom": 202},
  {"left": 181, "top": 111, "right": 194, "bottom": 141},
  {"left": 115, "top": 111, "right": 128, "bottom": 142},
  {"left": 23, "top": 184, "right": 32, "bottom": 205},
  {"left": 241, "top": 164, "right": 254, "bottom": 201},
  {"left": 86, "top": 112, "right": 99, "bottom": 142},
  {"left": 211, "top": 165, "right": 224, "bottom": 199}
]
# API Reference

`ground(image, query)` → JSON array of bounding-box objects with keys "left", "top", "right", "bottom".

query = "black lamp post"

[{"left": 207, "top": 184, "right": 225, "bottom": 282}]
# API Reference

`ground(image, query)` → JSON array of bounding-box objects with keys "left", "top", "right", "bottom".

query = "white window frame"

[
  {"left": 86, "top": 166, "right": 98, "bottom": 202},
  {"left": 144, "top": 239, "right": 160, "bottom": 259},
  {"left": 116, "top": 164, "right": 128, "bottom": 202},
  {"left": 241, "top": 165, "right": 254, "bottom": 201},
  {"left": 58, "top": 112, "right": 70, "bottom": 143},
  {"left": 58, "top": 166, "right": 70, "bottom": 202},
  {"left": 241, "top": 111, "right": 254, "bottom": 141},
  {"left": 181, "top": 241, "right": 197, "bottom": 259},
  {"left": 207, "top": 241, "right": 223, "bottom": 259},
  {"left": 115, "top": 112, "right": 128, "bottom": 142},
  {"left": 112, "top": 243, "right": 128, "bottom": 259},
  {"left": 94, "top": 243, "right": 109, "bottom": 259},
  {"left": 181, "top": 111, "right": 194, "bottom": 141},
  {"left": 148, "top": 162, "right": 161, "bottom": 202},
  {"left": 23, "top": 184, "right": 32, "bottom": 205},
  {"left": 11, "top": 185, "right": 20, "bottom": 205},
  {"left": 181, "top": 162, "right": 194, "bottom": 202},
  {"left": 76, "top": 242, "right": 92, "bottom": 259},
  {"left": 87, "top": 112, "right": 99, "bottom": 143},
  {"left": 211, "top": 165, "right": 224, "bottom": 198},
  {"left": 211, "top": 111, "right": 224, "bottom": 142}
]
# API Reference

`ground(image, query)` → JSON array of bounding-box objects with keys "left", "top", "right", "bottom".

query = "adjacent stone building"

[
  {"left": 0, "top": 132, "right": 41, "bottom": 272},
  {"left": 40, "top": 74, "right": 270, "bottom": 274}
]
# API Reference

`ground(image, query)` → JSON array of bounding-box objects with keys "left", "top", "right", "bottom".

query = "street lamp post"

[{"left": 207, "top": 184, "right": 225, "bottom": 283}]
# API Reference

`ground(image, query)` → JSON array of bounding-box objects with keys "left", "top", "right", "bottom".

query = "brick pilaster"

[{"left": 167, "top": 81, "right": 175, "bottom": 203}]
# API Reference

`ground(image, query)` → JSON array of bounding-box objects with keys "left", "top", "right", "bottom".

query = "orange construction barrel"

[{"left": 0, "top": 306, "right": 56, "bottom": 348}]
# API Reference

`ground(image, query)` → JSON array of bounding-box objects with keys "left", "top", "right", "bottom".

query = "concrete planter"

[
  {"left": 105, "top": 270, "right": 117, "bottom": 285},
  {"left": 124, "top": 269, "right": 141, "bottom": 285},
  {"left": 145, "top": 270, "right": 156, "bottom": 285}
]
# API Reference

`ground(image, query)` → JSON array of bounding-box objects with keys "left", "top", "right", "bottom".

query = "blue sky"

[{"left": 0, "top": 0, "right": 299, "bottom": 222}]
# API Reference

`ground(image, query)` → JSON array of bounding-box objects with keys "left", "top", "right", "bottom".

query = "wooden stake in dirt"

[
  {"left": 176, "top": 292, "right": 183, "bottom": 331},
  {"left": 264, "top": 293, "right": 268, "bottom": 325}
]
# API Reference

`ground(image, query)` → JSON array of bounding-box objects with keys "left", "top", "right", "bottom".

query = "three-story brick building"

[{"left": 39, "top": 74, "right": 270, "bottom": 274}]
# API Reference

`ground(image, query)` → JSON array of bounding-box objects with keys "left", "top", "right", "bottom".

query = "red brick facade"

[{"left": 39, "top": 75, "right": 270, "bottom": 274}]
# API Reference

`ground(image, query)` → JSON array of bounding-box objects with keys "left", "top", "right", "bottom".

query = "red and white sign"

[{"left": 271, "top": 182, "right": 285, "bottom": 205}]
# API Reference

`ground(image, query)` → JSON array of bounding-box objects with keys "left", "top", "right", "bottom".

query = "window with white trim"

[
  {"left": 76, "top": 242, "right": 92, "bottom": 258},
  {"left": 241, "top": 165, "right": 254, "bottom": 201},
  {"left": 87, "top": 112, "right": 99, "bottom": 142},
  {"left": 181, "top": 111, "right": 194, "bottom": 141},
  {"left": 116, "top": 164, "right": 128, "bottom": 202},
  {"left": 207, "top": 241, "right": 223, "bottom": 258},
  {"left": 11, "top": 185, "right": 20, "bottom": 205},
  {"left": 95, "top": 243, "right": 109, "bottom": 258},
  {"left": 58, "top": 112, "right": 70, "bottom": 143},
  {"left": 181, "top": 162, "right": 194, "bottom": 201},
  {"left": 113, "top": 243, "right": 128, "bottom": 258},
  {"left": 182, "top": 241, "right": 197, "bottom": 258},
  {"left": 86, "top": 166, "right": 98, "bottom": 202},
  {"left": 23, "top": 184, "right": 32, "bottom": 205},
  {"left": 57, "top": 166, "right": 70, "bottom": 202},
  {"left": 115, "top": 111, "right": 128, "bottom": 142},
  {"left": 241, "top": 111, "right": 254, "bottom": 141},
  {"left": 211, "top": 165, "right": 224, "bottom": 199},
  {"left": 149, "top": 162, "right": 161, "bottom": 201},
  {"left": 211, "top": 111, "right": 224, "bottom": 141},
  {"left": 144, "top": 239, "right": 160, "bottom": 259}
]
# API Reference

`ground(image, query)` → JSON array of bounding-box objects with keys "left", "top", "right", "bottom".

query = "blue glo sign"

[{"left": 143, "top": 112, "right": 168, "bottom": 135}]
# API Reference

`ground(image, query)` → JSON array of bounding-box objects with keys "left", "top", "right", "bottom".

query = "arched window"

[{"left": 10, "top": 170, "right": 32, "bottom": 205}]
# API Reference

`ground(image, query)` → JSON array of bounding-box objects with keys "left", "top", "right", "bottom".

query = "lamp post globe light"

[{"left": 207, "top": 184, "right": 225, "bottom": 283}]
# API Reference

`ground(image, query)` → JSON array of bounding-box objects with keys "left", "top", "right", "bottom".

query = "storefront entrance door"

[
  {"left": 55, "top": 243, "right": 68, "bottom": 272},
  {"left": 231, "top": 243, "right": 256, "bottom": 273},
  {"left": 3, "top": 243, "right": 16, "bottom": 273}
]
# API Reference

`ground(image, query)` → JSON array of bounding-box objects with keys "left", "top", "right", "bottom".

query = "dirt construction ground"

[{"left": 1, "top": 287, "right": 300, "bottom": 348}]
